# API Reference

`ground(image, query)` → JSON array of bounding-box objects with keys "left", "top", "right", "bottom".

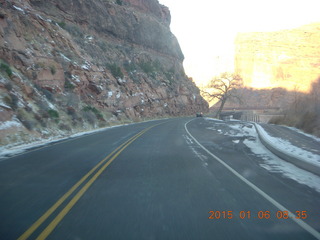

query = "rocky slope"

[
  {"left": 0, "top": 0, "right": 208, "bottom": 146},
  {"left": 235, "top": 23, "right": 320, "bottom": 92}
]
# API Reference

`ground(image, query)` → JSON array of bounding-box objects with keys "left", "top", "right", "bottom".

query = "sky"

[{"left": 158, "top": 0, "right": 320, "bottom": 88}]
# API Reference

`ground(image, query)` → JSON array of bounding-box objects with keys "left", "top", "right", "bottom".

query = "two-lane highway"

[{"left": 0, "top": 118, "right": 319, "bottom": 239}]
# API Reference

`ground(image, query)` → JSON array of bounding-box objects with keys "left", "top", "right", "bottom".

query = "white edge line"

[{"left": 185, "top": 119, "right": 320, "bottom": 240}]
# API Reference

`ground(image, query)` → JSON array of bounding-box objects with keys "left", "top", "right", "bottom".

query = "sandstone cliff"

[
  {"left": 0, "top": 0, "right": 208, "bottom": 146},
  {"left": 235, "top": 23, "right": 320, "bottom": 92}
]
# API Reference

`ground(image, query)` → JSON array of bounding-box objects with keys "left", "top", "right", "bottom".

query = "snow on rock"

[
  {"left": 0, "top": 120, "right": 22, "bottom": 130},
  {"left": 71, "top": 75, "right": 81, "bottom": 83},
  {"left": 60, "top": 53, "right": 72, "bottom": 62},
  {"left": 13, "top": 5, "right": 25, "bottom": 14},
  {"left": 0, "top": 102, "right": 11, "bottom": 110},
  {"left": 81, "top": 61, "right": 91, "bottom": 70}
]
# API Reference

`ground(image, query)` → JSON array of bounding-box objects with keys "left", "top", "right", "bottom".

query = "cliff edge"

[{"left": 0, "top": 0, "right": 208, "bottom": 146}]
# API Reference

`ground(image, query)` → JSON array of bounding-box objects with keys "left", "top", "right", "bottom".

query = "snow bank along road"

[
  {"left": 0, "top": 118, "right": 319, "bottom": 240},
  {"left": 254, "top": 123, "right": 320, "bottom": 176}
]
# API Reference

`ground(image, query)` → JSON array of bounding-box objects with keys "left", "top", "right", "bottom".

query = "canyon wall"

[
  {"left": 0, "top": 0, "right": 208, "bottom": 146},
  {"left": 234, "top": 23, "right": 320, "bottom": 92}
]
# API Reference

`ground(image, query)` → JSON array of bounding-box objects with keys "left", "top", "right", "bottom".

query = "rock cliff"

[
  {"left": 0, "top": 0, "right": 208, "bottom": 146},
  {"left": 235, "top": 23, "right": 320, "bottom": 92}
]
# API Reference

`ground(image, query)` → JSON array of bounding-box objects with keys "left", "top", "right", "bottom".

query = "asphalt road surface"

[{"left": 0, "top": 118, "right": 319, "bottom": 240}]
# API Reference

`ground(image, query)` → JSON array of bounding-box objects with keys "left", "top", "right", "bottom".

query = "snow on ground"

[
  {"left": 204, "top": 117, "right": 223, "bottom": 122},
  {"left": 205, "top": 119, "right": 320, "bottom": 193},
  {"left": 0, "top": 121, "right": 135, "bottom": 161},
  {"left": 0, "top": 118, "right": 168, "bottom": 160},
  {"left": 243, "top": 133, "right": 320, "bottom": 193},
  {"left": 0, "top": 124, "right": 123, "bottom": 160},
  {"left": 255, "top": 124, "right": 320, "bottom": 166}
]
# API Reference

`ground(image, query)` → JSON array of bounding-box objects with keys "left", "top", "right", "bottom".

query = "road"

[{"left": 0, "top": 118, "right": 319, "bottom": 240}]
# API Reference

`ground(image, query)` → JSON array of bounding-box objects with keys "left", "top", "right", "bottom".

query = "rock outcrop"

[
  {"left": 235, "top": 23, "right": 320, "bottom": 92},
  {"left": 0, "top": 0, "right": 208, "bottom": 146}
]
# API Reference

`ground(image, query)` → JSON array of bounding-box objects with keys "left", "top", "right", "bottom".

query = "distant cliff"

[
  {"left": 235, "top": 23, "right": 320, "bottom": 92},
  {"left": 0, "top": 0, "right": 208, "bottom": 146}
]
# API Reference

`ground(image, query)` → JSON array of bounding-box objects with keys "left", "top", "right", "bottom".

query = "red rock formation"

[{"left": 0, "top": 0, "right": 208, "bottom": 145}]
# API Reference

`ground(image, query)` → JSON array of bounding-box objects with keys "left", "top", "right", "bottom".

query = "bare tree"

[{"left": 202, "top": 72, "right": 243, "bottom": 118}]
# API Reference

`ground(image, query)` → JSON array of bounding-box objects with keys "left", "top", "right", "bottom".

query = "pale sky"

[{"left": 158, "top": 0, "right": 320, "bottom": 87}]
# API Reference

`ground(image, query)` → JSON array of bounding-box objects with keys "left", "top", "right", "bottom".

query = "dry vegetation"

[{"left": 269, "top": 78, "right": 320, "bottom": 137}]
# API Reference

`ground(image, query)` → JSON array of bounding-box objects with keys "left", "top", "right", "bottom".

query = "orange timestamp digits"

[
  {"left": 208, "top": 210, "right": 308, "bottom": 220},
  {"left": 208, "top": 211, "right": 233, "bottom": 219}
]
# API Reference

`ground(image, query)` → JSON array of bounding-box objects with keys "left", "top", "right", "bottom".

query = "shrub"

[
  {"left": 4, "top": 82, "right": 13, "bottom": 91},
  {"left": 59, "top": 123, "right": 71, "bottom": 131},
  {"left": 67, "top": 106, "right": 78, "bottom": 120},
  {"left": 17, "top": 109, "right": 35, "bottom": 131},
  {"left": 35, "top": 85, "right": 55, "bottom": 102},
  {"left": 98, "top": 40, "right": 108, "bottom": 51},
  {"left": 63, "top": 24, "right": 84, "bottom": 38},
  {"left": 82, "top": 105, "right": 104, "bottom": 120},
  {"left": 21, "top": 120, "right": 35, "bottom": 131},
  {"left": 34, "top": 113, "right": 47, "bottom": 127},
  {"left": 50, "top": 65, "right": 56, "bottom": 75},
  {"left": 3, "top": 94, "right": 19, "bottom": 110},
  {"left": 139, "top": 61, "right": 154, "bottom": 74},
  {"left": 116, "top": 0, "right": 123, "bottom": 6},
  {"left": 9, "top": 94, "right": 19, "bottom": 110},
  {"left": 47, "top": 109, "right": 59, "bottom": 119},
  {"left": 107, "top": 63, "right": 124, "bottom": 79},
  {"left": 58, "top": 21, "right": 66, "bottom": 29},
  {"left": 64, "top": 79, "right": 75, "bottom": 90},
  {"left": 124, "top": 61, "right": 136, "bottom": 73},
  {"left": 0, "top": 63, "right": 13, "bottom": 77},
  {"left": 82, "top": 111, "right": 96, "bottom": 125}
]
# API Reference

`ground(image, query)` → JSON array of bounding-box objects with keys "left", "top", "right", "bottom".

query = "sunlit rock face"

[{"left": 234, "top": 23, "right": 320, "bottom": 92}]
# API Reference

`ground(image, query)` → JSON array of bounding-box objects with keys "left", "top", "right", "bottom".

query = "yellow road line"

[
  {"left": 18, "top": 127, "right": 152, "bottom": 240},
  {"left": 36, "top": 131, "right": 142, "bottom": 240}
]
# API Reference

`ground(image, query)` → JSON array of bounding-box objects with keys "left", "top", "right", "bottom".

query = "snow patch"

[
  {"left": 204, "top": 117, "right": 223, "bottom": 122},
  {"left": 13, "top": 5, "right": 25, "bottom": 14},
  {"left": 0, "top": 101, "right": 11, "bottom": 110},
  {"left": 255, "top": 124, "right": 320, "bottom": 166},
  {"left": 205, "top": 119, "right": 320, "bottom": 192},
  {"left": 0, "top": 120, "right": 22, "bottom": 130},
  {"left": 244, "top": 137, "right": 320, "bottom": 193},
  {"left": 60, "top": 53, "right": 71, "bottom": 62},
  {"left": 71, "top": 75, "right": 80, "bottom": 83},
  {"left": 81, "top": 61, "right": 91, "bottom": 70}
]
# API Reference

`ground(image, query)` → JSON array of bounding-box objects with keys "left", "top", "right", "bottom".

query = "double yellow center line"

[{"left": 18, "top": 125, "right": 156, "bottom": 240}]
